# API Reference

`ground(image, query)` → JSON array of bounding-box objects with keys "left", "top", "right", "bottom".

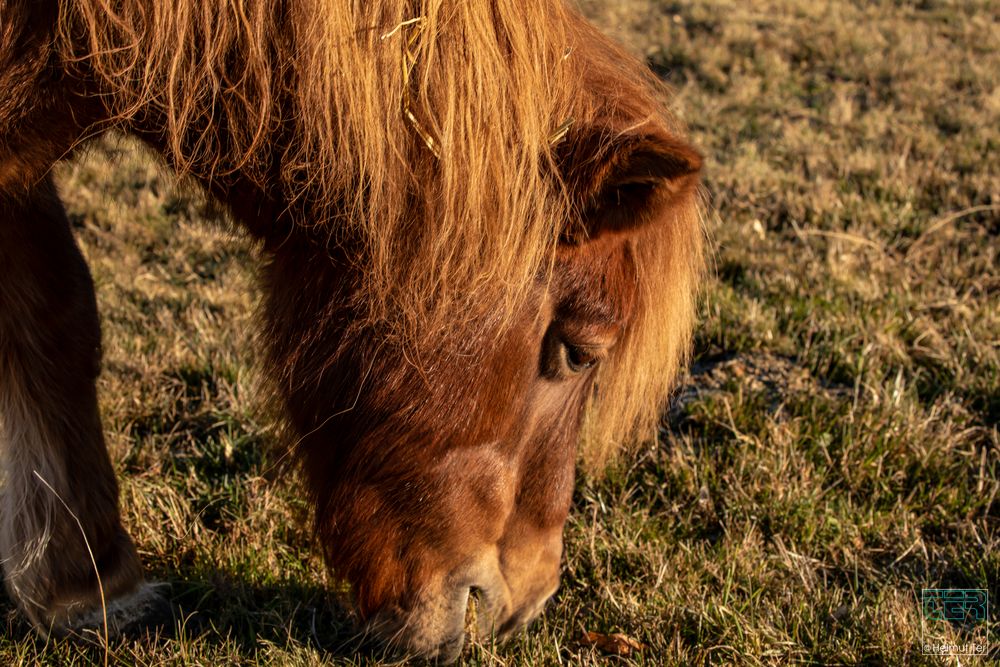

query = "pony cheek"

[{"left": 319, "top": 441, "right": 519, "bottom": 581}]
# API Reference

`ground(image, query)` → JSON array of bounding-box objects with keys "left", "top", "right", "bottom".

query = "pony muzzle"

[{"left": 364, "top": 548, "right": 558, "bottom": 662}]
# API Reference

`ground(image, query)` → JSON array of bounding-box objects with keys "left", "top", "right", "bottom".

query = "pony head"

[{"left": 263, "top": 121, "right": 701, "bottom": 659}]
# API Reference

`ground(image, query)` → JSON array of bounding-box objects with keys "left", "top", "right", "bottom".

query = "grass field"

[{"left": 3, "top": 0, "right": 997, "bottom": 664}]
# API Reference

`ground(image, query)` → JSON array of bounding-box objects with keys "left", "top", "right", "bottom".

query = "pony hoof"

[{"left": 56, "top": 582, "right": 176, "bottom": 640}]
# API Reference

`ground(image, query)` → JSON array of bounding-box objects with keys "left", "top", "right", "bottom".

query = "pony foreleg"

[{"left": 0, "top": 177, "right": 159, "bottom": 635}]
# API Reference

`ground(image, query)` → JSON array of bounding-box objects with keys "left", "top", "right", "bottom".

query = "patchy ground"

[{"left": 1, "top": 0, "right": 997, "bottom": 664}]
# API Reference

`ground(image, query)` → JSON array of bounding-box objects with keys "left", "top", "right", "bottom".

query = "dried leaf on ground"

[{"left": 576, "top": 631, "right": 646, "bottom": 656}]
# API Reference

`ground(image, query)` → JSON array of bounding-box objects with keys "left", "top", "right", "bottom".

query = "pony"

[{"left": 0, "top": 0, "right": 702, "bottom": 660}]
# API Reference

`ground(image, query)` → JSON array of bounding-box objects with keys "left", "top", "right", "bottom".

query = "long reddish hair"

[{"left": 56, "top": 0, "right": 703, "bottom": 467}]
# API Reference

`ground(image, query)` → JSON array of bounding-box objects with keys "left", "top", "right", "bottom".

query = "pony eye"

[
  {"left": 540, "top": 327, "right": 606, "bottom": 379},
  {"left": 564, "top": 342, "right": 600, "bottom": 373}
]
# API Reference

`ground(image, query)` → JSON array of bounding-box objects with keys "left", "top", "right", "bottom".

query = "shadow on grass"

[{"left": 0, "top": 567, "right": 392, "bottom": 663}]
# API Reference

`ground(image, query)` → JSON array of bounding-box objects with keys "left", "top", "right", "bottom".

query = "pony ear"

[{"left": 557, "top": 128, "right": 702, "bottom": 243}]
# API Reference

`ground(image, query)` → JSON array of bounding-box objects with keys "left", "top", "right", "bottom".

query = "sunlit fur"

[{"left": 53, "top": 0, "right": 703, "bottom": 468}]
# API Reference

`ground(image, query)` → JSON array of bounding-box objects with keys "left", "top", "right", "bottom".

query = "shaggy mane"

[{"left": 55, "top": 0, "right": 703, "bottom": 466}]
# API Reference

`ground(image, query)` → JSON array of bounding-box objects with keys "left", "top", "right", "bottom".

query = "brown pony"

[{"left": 0, "top": 0, "right": 702, "bottom": 660}]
